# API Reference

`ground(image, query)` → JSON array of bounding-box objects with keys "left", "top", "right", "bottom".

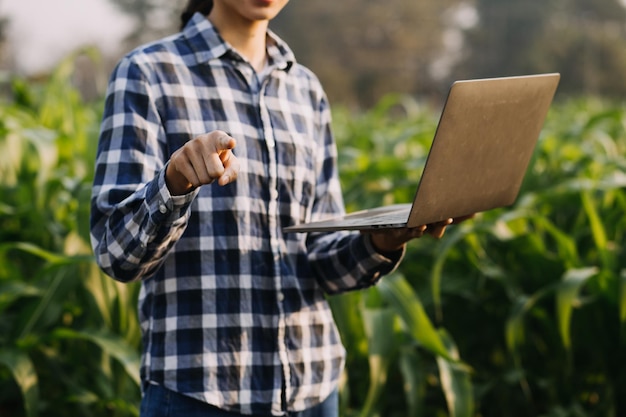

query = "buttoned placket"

[{"left": 246, "top": 63, "right": 292, "bottom": 414}]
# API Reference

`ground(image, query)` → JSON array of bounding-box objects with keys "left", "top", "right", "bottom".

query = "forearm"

[{"left": 307, "top": 232, "right": 404, "bottom": 294}]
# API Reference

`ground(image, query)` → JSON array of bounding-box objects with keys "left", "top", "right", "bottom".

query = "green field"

[{"left": 2, "top": 56, "right": 626, "bottom": 417}]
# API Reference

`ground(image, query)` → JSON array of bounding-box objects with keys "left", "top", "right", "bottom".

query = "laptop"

[{"left": 283, "top": 73, "right": 560, "bottom": 233}]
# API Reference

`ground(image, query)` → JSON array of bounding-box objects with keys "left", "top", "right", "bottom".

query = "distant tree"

[
  {"left": 104, "top": 0, "right": 626, "bottom": 105},
  {"left": 272, "top": 0, "right": 465, "bottom": 107},
  {"left": 107, "top": 0, "right": 180, "bottom": 48},
  {"left": 452, "top": 0, "right": 626, "bottom": 97},
  {"left": 0, "top": 14, "right": 11, "bottom": 71}
]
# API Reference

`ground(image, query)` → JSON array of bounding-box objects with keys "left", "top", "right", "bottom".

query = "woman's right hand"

[{"left": 165, "top": 131, "right": 240, "bottom": 195}]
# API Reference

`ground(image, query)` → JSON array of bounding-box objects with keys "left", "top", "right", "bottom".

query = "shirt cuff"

[
  {"left": 148, "top": 165, "right": 198, "bottom": 224},
  {"left": 354, "top": 234, "right": 406, "bottom": 287},
  {"left": 364, "top": 233, "right": 405, "bottom": 264}
]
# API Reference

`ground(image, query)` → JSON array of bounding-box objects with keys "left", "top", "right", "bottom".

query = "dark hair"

[{"left": 181, "top": 0, "right": 213, "bottom": 29}]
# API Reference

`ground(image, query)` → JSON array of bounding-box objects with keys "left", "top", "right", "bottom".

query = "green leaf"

[
  {"left": 328, "top": 292, "right": 367, "bottom": 359},
  {"left": 505, "top": 288, "right": 552, "bottom": 356},
  {"left": 532, "top": 216, "right": 580, "bottom": 268},
  {"left": 0, "top": 348, "right": 39, "bottom": 417},
  {"left": 620, "top": 270, "right": 626, "bottom": 327},
  {"left": 359, "top": 306, "right": 398, "bottom": 417},
  {"left": 398, "top": 347, "right": 426, "bottom": 417},
  {"left": 581, "top": 191, "right": 613, "bottom": 277},
  {"left": 430, "top": 221, "right": 475, "bottom": 322},
  {"left": 555, "top": 267, "right": 598, "bottom": 349},
  {"left": 52, "top": 328, "right": 141, "bottom": 386},
  {"left": 0, "top": 241, "right": 91, "bottom": 266},
  {"left": 436, "top": 329, "right": 474, "bottom": 417},
  {"left": 0, "top": 282, "right": 42, "bottom": 313},
  {"left": 378, "top": 273, "right": 453, "bottom": 361}
]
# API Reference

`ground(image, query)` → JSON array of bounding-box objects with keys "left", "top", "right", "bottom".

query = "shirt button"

[
  {"left": 277, "top": 292, "right": 285, "bottom": 302},
  {"left": 158, "top": 204, "right": 168, "bottom": 214},
  {"left": 271, "top": 189, "right": 279, "bottom": 200}
]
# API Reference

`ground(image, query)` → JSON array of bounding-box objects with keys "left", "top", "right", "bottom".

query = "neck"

[{"left": 208, "top": 9, "right": 269, "bottom": 72}]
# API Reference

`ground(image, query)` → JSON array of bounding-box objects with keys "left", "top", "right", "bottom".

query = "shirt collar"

[{"left": 182, "top": 12, "right": 295, "bottom": 72}]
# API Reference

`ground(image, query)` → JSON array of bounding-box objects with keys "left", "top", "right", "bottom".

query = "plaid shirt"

[{"left": 90, "top": 13, "right": 402, "bottom": 416}]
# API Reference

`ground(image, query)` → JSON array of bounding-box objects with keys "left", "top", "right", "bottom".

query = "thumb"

[{"left": 217, "top": 152, "right": 239, "bottom": 186}]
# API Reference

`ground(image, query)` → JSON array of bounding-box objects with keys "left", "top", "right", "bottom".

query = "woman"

[{"left": 90, "top": 0, "right": 453, "bottom": 415}]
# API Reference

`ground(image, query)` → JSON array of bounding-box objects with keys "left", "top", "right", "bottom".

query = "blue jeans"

[{"left": 140, "top": 383, "right": 338, "bottom": 417}]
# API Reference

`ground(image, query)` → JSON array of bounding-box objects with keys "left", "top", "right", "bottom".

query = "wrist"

[
  {"left": 369, "top": 233, "right": 405, "bottom": 256},
  {"left": 165, "top": 163, "right": 194, "bottom": 195}
]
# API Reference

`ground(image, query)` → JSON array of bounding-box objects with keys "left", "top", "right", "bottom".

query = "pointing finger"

[{"left": 214, "top": 131, "right": 236, "bottom": 152}]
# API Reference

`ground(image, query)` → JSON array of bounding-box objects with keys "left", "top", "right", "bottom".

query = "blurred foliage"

[
  {"left": 70, "top": 0, "right": 626, "bottom": 107},
  {"left": 0, "top": 50, "right": 141, "bottom": 417},
  {"left": 279, "top": 0, "right": 626, "bottom": 106},
  {"left": 107, "top": 0, "right": 181, "bottom": 46},
  {"left": 2, "top": 52, "right": 626, "bottom": 417},
  {"left": 273, "top": 0, "right": 460, "bottom": 106},
  {"left": 331, "top": 94, "right": 626, "bottom": 417},
  {"left": 453, "top": 0, "right": 626, "bottom": 100}
]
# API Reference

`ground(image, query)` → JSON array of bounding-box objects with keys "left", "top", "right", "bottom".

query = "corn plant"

[
  {"left": 0, "top": 50, "right": 142, "bottom": 417},
  {"left": 332, "top": 95, "right": 626, "bottom": 417},
  {"left": 3, "top": 51, "right": 626, "bottom": 417}
]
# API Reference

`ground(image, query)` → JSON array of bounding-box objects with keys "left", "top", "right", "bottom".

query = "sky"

[{"left": 0, "top": 0, "right": 134, "bottom": 74}]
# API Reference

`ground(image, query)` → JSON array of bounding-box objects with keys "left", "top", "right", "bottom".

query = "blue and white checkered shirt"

[{"left": 90, "top": 13, "right": 402, "bottom": 416}]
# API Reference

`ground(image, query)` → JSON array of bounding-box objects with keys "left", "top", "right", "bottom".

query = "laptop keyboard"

[{"left": 338, "top": 204, "right": 411, "bottom": 227}]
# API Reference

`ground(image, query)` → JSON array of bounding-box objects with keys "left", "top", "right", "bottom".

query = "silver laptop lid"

[{"left": 406, "top": 73, "right": 560, "bottom": 227}]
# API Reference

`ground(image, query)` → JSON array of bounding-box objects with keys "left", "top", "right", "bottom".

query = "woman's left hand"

[{"left": 367, "top": 214, "right": 475, "bottom": 254}]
